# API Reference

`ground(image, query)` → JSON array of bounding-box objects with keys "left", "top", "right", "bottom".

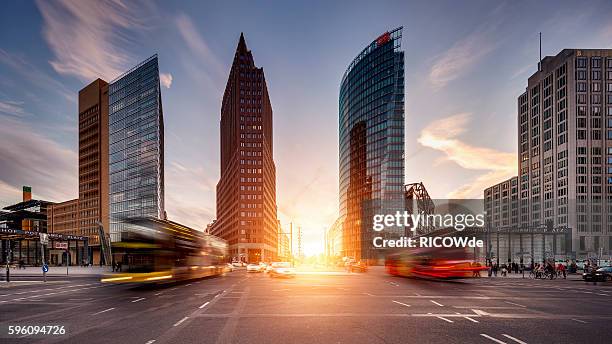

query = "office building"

[
  {"left": 108, "top": 55, "right": 165, "bottom": 242},
  {"left": 484, "top": 177, "right": 519, "bottom": 230},
  {"left": 212, "top": 33, "right": 278, "bottom": 263},
  {"left": 498, "top": 49, "right": 612, "bottom": 260},
  {"left": 338, "top": 28, "right": 405, "bottom": 259}
]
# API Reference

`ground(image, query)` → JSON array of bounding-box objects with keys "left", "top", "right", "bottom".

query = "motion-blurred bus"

[
  {"left": 385, "top": 246, "right": 484, "bottom": 279},
  {"left": 101, "top": 218, "right": 228, "bottom": 283}
]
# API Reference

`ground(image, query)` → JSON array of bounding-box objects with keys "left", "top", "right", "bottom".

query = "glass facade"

[
  {"left": 108, "top": 55, "right": 165, "bottom": 242},
  {"left": 339, "top": 28, "right": 405, "bottom": 258}
]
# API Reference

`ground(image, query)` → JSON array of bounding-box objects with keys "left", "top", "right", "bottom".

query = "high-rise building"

[
  {"left": 212, "top": 33, "right": 278, "bottom": 263},
  {"left": 78, "top": 79, "right": 110, "bottom": 262},
  {"left": 338, "top": 28, "right": 405, "bottom": 259},
  {"left": 108, "top": 55, "right": 165, "bottom": 242},
  {"left": 517, "top": 49, "right": 612, "bottom": 259}
]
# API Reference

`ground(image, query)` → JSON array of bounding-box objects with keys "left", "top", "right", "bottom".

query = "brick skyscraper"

[{"left": 213, "top": 33, "right": 278, "bottom": 263}]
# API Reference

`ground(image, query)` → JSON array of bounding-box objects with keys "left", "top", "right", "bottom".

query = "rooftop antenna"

[{"left": 539, "top": 32, "right": 542, "bottom": 72}]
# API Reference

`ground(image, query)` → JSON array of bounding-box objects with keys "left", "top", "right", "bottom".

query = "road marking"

[
  {"left": 571, "top": 318, "right": 587, "bottom": 323},
  {"left": 504, "top": 301, "right": 526, "bottom": 308},
  {"left": 185, "top": 283, "right": 192, "bottom": 286},
  {"left": 131, "top": 298, "right": 146, "bottom": 303},
  {"left": 430, "top": 300, "right": 444, "bottom": 307},
  {"left": 92, "top": 307, "right": 115, "bottom": 315},
  {"left": 363, "top": 292, "right": 374, "bottom": 296},
  {"left": 173, "top": 316, "right": 189, "bottom": 327},
  {"left": 596, "top": 293, "right": 609, "bottom": 296},
  {"left": 392, "top": 300, "right": 411, "bottom": 307},
  {"left": 502, "top": 334, "right": 528, "bottom": 344},
  {"left": 154, "top": 292, "right": 162, "bottom": 296},
  {"left": 145, "top": 340, "right": 156, "bottom": 344},
  {"left": 435, "top": 316, "right": 453, "bottom": 323},
  {"left": 464, "top": 316, "right": 479, "bottom": 323},
  {"left": 480, "top": 334, "right": 507, "bottom": 344},
  {"left": 199, "top": 301, "right": 210, "bottom": 309}
]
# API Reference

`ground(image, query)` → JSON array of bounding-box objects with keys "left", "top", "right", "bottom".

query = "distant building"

[
  {"left": 484, "top": 177, "right": 519, "bottom": 230},
  {"left": 339, "top": 28, "right": 405, "bottom": 259},
  {"left": 326, "top": 217, "right": 343, "bottom": 259},
  {"left": 277, "top": 221, "right": 291, "bottom": 261},
  {"left": 47, "top": 198, "right": 79, "bottom": 237},
  {"left": 213, "top": 33, "right": 278, "bottom": 263},
  {"left": 108, "top": 55, "right": 166, "bottom": 242}
]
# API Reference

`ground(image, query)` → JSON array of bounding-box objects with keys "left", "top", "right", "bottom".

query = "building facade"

[
  {"left": 484, "top": 177, "right": 519, "bottom": 230},
  {"left": 78, "top": 79, "right": 110, "bottom": 262},
  {"left": 516, "top": 49, "right": 612, "bottom": 259},
  {"left": 338, "top": 28, "right": 405, "bottom": 259},
  {"left": 213, "top": 33, "right": 278, "bottom": 263},
  {"left": 108, "top": 55, "right": 165, "bottom": 242}
]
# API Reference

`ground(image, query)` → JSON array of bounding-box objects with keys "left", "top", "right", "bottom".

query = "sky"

[{"left": 1, "top": 0, "right": 612, "bottom": 255}]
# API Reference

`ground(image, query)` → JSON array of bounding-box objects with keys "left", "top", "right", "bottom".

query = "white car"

[
  {"left": 269, "top": 262, "right": 296, "bottom": 278},
  {"left": 232, "top": 262, "right": 243, "bottom": 268},
  {"left": 225, "top": 263, "right": 235, "bottom": 272},
  {"left": 247, "top": 263, "right": 262, "bottom": 272}
]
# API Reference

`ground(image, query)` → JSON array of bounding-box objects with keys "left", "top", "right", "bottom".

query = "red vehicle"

[{"left": 385, "top": 246, "right": 485, "bottom": 279}]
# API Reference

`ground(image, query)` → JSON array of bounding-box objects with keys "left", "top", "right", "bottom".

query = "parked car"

[
  {"left": 247, "top": 263, "right": 262, "bottom": 273},
  {"left": 232, "top": 262, "right": 243, "bottom": 268},
  {"left": 269, "top": 262, "right": 295, "bottom": 278},
  {"left": 225, "top": 263, "right": 235, "bottom": 272},
  {"left": 583, "top": 266, "right": 612, "bottom": 282}
]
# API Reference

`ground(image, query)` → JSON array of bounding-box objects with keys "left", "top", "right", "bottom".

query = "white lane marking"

[
  {"left": 131, "top": 298, "right": 146, "bottom": 303},
  {"left": 502, "top": 334, "right": 528, "bottom": 344},
  {"left": 464, "top": 316, "right": 479, "bottom": 323},
  {"left": 173, "top": 316, "right": 189, "bottom": 327},
  {"left": 214, "top": 294, "right": 220, "bottom": 298},
  {"left": 571, "top": 318, "right": 587, "bottom": 323},
  {"left": 185, "top": 284, "right": 192, "bottom": 287},
  {"left": 392, "top": 300, "right": 411, "bottom": 307},
  {"left": 504, "top": 301, "right": 526, "bottom": 308},
  {"left": 435, "top": 316, "right": 453, "bottom": 323},
  {"left": 430, "top": 300, "right": 444, "bottom": 307},
  {"left": 480, "top": 334, "right": 507, "bottom": 344},
  {"left": 596, "top": 293, "right": 609, "bottom": 296},
  {"left": 154, "top": 292, "right": 162, "bottom": 296},
  {"left": 145, "top": 340, "right": 156, "bottom": 344},
  {"left": 92, "top": 307, "right": 115, "bottom": 315},
  {"left": 363, "top": 292, "right": 374, "bottom": 296},
  {"left": 199, "top": 301, "right": 210, "bottom": 309}
]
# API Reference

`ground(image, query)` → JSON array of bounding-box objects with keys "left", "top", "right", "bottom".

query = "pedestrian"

[{"left": 493, "top": 263, "right": 498, "bottom": 277}]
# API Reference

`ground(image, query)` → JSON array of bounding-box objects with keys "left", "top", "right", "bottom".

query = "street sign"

[
  {"left": 39, "top": 233, "right": 49, "bottom": 245},
  {"left": 42, "top": 264, "right": 49, "bottom": 273},
  {"left": 55, "top": 242, "right": 68, "bottom": 250}
]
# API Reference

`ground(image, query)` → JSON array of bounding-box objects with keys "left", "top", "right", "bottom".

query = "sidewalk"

[
  {"left": 3, "top": 266, "right": 111, "bottom": 276},
  {"left": 482, "top": 271, "right": 583, "bottom": 281}
]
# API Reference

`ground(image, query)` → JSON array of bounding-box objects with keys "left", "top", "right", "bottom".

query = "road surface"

[{"left": 1, "top": 268, "right": 611, "bottom": 343}]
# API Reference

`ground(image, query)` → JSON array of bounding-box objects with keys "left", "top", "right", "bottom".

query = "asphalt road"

[{"left": 1, "top": 268, "right": 611, "bottom": 344}]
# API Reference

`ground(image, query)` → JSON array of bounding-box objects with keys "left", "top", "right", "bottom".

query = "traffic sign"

[{"left": 42, "top": 264, "right": 49, "bottom": 273}]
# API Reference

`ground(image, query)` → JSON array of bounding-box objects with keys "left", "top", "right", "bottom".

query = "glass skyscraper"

[
  {"left": 339, "top": 28, "right": 405, "bottom": 259},
  {"left": 108, "top": 55, "right": 165, "bottom": 242}
]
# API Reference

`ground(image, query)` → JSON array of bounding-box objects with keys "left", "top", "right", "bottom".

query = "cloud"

[
  {"left": 0, "top": 49, "right": 74, "bottom": 103},
  {"left": 418, "top": 113, "right": 516, "bottom": 198},
  {"left": 0, "top": 100, "right": 27, "bottom": 118},
  {"left": 36, "top": 0, "right": 158, "bottom": 82},
  {"left": 163, "top": 161, "right": 217, "bottom": 230},
  {"left": 160, "top": 73, "right": 173, "bottom": 88},
  {"left": 429, "top": 30, "right": 498, "bottom": 89},
  {"left": 0, "top": 117, "right": 77, "bottom": 203},
  {"left": 175, "top": 13, "right": 226, "bottom": 85}
]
